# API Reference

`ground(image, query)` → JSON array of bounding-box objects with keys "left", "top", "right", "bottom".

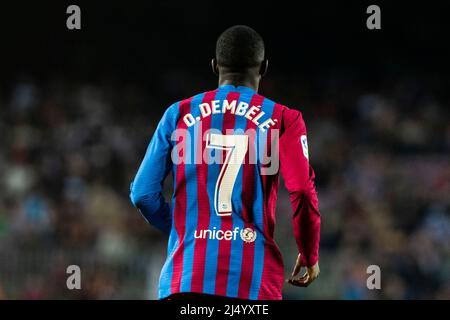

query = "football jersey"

[{"left": 130, "top": 84, "right": 321, "bottom": 300}]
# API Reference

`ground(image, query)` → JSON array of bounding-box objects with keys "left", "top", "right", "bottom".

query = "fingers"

[
  {"left": 287, "top": 255, "right": 320, "bottom": 288},
  {"left": 287, "top": 274, "right": 316, "bottom": 287},
  {"left": 297, "top": 271, "right": 310, "bottom": 285},
  {"left": 291, "top": 254, "right": 302, "bottom": 277},
  {"left": 287, "top": 263, "right": 320, "bottom": 287},
  {"left": 301, "top": 274, "right": 315, "bottom": 286},
  {"left": 287, "top": 271, "right": 312, "bottom": 287}
]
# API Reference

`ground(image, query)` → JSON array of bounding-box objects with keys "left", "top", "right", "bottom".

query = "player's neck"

[{"left": 218, "top": 74, "right": 259, "bottom": 92}]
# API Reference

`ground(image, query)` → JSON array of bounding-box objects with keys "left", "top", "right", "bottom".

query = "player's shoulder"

[
  {"left": 260, "top": 95, "right": 304, "bottom": 128},
  {"left": 281, "top": 105, "right": 304, "bottom": 128}
]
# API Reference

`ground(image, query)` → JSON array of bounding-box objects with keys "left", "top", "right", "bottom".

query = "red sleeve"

[{"left": 279, "top": 107, "right": 321, "bottom": 267}]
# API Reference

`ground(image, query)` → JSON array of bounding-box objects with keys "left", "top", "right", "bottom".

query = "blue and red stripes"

[
  {"left": 202, "top": 87, "right": 230, "bottom": 294},
  {"left": 224, "top": 91, "right": 248, "bottom": 298},
  {"left": 159, "top": 87, "right": 285, "bottom": 300},
  {"left": 158, "top": 101, "right": 181, "bottom": 299},
  {"left": 248, "top": 97, "right": 276, "bottom": 299},
  {"left": 237, "top": 93, "right": 264, "bottom": 299},
  {"left": 169, "top": 97, "right": 194, "bottom": 294},
  {"left": 258, "top": 103, "right": 284, "bottom": 299},
  {"left": 179, "top": 92, "right": 206, "bottom": 292},
  {"left": 214, "top": 91, "right": 240, "bottom": 296},
  {"left": 190, "top": 90, "right": 218, "bottom": 293}
]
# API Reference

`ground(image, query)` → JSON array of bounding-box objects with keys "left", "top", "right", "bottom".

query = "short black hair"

[{"left": 215, "top": 25, "right": 265, "bottom": 71}]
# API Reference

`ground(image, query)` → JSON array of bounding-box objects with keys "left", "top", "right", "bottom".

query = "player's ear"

[
  {"left": 259, "top": 59, "right": 268, "bottom": 77},
  {"left": 211, "top": 58, "right": 219, "bottom": 75}
]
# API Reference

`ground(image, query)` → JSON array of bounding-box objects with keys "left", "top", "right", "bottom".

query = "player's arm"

[
  {"left": 129, "top": 105, "right": 178, "bottom": 234},
  {"left": 279, "top": 108, "right": 321, "bottom": 287}
]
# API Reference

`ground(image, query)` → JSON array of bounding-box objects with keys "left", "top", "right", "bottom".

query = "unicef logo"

[{"left": 240, "top": 227, "right": 257, "bottom": 243}]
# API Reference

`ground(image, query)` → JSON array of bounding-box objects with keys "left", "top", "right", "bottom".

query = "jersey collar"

[{"left": 218, "top": 84, "right": 256, "bottom": 95}]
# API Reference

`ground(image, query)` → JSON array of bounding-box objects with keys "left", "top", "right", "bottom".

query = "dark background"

[
  {"left": 2, "top": 2, "right": 449, "bottom": 84},
  {"left": 0, "top": 1, "right": 449, "bottom": 299}
]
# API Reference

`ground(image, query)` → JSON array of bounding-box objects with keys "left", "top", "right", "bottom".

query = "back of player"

[
  {"left": 130, "top": 26, "right": 321, "bottom": 300},
  {"left": 163, "top": 85, "right": 293, "bottom": 300}
]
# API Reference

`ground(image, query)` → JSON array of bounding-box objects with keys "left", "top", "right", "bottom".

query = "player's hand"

[{"left": 286, "top": 253, "right": 319, "bottom": 287}]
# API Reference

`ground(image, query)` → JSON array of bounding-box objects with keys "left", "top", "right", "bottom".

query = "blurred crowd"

[{"left": 0, "top": 70, "right": 449, "bottom": 299}]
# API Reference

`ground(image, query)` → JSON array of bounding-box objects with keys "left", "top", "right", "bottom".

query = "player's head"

[{"left": 212, "top": 25, "right": 268, "bottom": 77}]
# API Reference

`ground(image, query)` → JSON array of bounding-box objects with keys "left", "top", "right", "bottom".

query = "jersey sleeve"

[
  {"left": 279, "top": 108, "right": 321, "bottom": 267},
  {"left": 129, "top": 104, "right": 179, "bottom": 234}
]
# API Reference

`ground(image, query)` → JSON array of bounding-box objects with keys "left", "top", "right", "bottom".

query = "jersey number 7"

[{"left": 205, "top": 133, "right": 249, "bottom": 217}]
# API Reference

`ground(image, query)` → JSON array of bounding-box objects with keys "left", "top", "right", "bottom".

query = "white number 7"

[{"left": 205, "top": 133, "right": 248, "bottom": 216}]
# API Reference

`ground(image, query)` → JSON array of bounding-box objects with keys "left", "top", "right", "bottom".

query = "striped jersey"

[{"left": 130, "top": 84, "right": 321, "bottom": 300}]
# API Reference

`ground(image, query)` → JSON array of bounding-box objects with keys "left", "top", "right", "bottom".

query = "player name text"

[{"left": 183, "top": 99, "right": 277, "bottom": 132}]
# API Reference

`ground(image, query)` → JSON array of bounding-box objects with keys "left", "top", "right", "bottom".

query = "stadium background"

[{"left": 0, "top": 1, "right": 449, "bottom": 299}]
